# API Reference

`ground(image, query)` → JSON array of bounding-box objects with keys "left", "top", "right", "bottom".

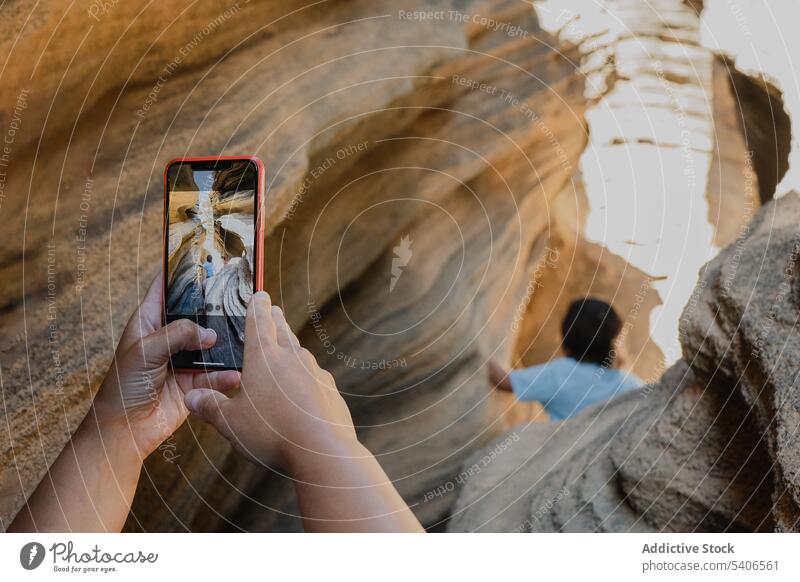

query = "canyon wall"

[
  {"left": 0, "top": 0, "right": 790, "bottom": 531},
  {"left": 449, "top": 190, "right": 800, "bottom": 532}
]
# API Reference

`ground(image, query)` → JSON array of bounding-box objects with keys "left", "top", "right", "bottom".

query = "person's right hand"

[
  {"left": 183, "top": 291, "right": 357, "bottom": 468},
  {"left": 183, "top": 291, "right": 423, "bottom": 532}
]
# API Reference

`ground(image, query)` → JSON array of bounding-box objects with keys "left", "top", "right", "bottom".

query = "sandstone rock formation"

[
  {"left": 448, "top": 191, "right": 800, "bottom": 532},
  {"left": 0, "top": 0, "right": 792, "bottom": 533},
  {"left": 0, "top": 0, "right": 590, "bottom": 530}
]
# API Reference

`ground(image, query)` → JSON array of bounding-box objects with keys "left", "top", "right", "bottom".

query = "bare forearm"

[
  {"left": 288, "top": 438, "right": 423, "bottom": 533},
  {"left": 8, "top": 409, "right": 142, "bottom": 532}
]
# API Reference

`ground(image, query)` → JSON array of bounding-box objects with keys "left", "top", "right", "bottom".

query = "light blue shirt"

[
  {"left": 509, "top": 357, "right": 642, "bottom": 421},
  {"left": 203, "top": 262, "right": 214, "bottom": 278}
]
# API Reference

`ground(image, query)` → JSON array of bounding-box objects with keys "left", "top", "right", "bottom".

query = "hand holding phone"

[
  {"left": 184, "top": 291, "right": 358, "bottom": 468},
  {"left": 183, "top": 292, "right": 422, "bottom": 532},
  {"left": 93, "top": 274, "right": 241, "bottom": 459}
]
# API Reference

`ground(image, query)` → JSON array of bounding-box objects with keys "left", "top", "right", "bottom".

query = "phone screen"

[{"left": 165, "top": 159, "right": 258, "bottom": 370}]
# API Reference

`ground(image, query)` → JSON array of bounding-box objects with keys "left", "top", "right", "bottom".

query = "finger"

[
  {"left": 141, "top": 319, "right": 216, "bottom": 365},
  {"left": 141, "top": 271, "right": 164, "bottom": 310},
  {"left": 191, "top": 370, "right": 241, "bottom": 392},
  {"left": 246, "top": 290, "right": 276, "bottom": 344},
  {"left": 119, "top": 272, "right": 164, "bottom": 351},
  {"left": 271, "top": 305, "right": 299, "bottom": 348},
  {"left": 134, "top": 272, "right": 165, "bottom": 331},
  {"left": 298, "top": 347, "right": 317, "bottom": 367},
  {"left": 317, "top": 368, "right": 336, "bottom": 386},
  {"left": 316, "top": 368, "right": 341, "bottom": 398},
  {"left": 184, "top": 389, "right": 231, "bottom": 435}
]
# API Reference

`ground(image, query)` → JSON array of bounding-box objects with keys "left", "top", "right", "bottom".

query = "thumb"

[
  {"left": 184, "top": 389, "right": 231, "bottom": 435},
  {"left": 141, "top": 319, "right": 217, "bottom": 364}
]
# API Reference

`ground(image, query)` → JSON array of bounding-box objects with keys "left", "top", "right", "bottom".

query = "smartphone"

[{"left": 163, "top": 156, "right": 265, "bottom": 371}]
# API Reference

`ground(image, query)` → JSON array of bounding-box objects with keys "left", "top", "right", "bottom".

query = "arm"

[
  {"left": 184, "top": 292, "right": 423, "bottom": 533},
  {"left": 285, "top": 435, "right": 421, "bottom": 532},
  {"left": 488, "top": 358, "right": 514, "bottom": 393},
  {"left": 8, "top": 411, "right": 142, "bottom": 532},
  {"left": 9, "top": 275, "right": 239, "bottom": 532}
]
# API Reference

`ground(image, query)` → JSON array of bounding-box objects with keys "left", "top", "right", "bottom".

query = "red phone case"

[{"left": 162, "top": 156, "right": 266, "bottom": 372}]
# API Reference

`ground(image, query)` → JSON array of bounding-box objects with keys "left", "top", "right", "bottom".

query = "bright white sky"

[{"left": 534, "top": 0, "right": 799, "bottom": 364}]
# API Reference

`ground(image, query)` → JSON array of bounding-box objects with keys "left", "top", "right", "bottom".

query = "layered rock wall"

[
  {"left": 449, "top": 192, "right": 798, "bottom": 532},
  {"left": 0, "top": 0, "right": 592, "bottom": 530}
]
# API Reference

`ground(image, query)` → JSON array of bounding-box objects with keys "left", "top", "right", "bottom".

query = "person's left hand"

[{"left": 91, "top": 274, "right": 241, "bottom": 458}]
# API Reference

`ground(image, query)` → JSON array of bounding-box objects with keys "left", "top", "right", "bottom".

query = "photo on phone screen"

[{"left": 164, "top": 159, "right": 259, "bottom": 370}]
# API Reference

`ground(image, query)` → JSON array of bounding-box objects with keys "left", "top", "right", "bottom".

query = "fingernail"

[
  {"left": 202, "top": 328, "right": 217, "bottom": 345},
  {"left": 184, "top": 391, "right": 201, "bottom": 413}
]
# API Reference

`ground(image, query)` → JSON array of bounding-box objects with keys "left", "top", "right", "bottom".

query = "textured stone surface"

[
  {"left": 707, "top": 56, "right": 760, "bottom": 248},
  {"left": 449, "top": 192, "right": 799, "bottom": 532},
  {"left": 0, "top": 0, "right": 592, "bottom": 530}
]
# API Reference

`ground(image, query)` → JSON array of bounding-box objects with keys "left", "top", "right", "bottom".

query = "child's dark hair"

[
  {"left": 561, "top": 298, "right": 622, "bottom": 365},
  {"left": 207, "top": 255, "right": 212, "bottom": 262}
]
